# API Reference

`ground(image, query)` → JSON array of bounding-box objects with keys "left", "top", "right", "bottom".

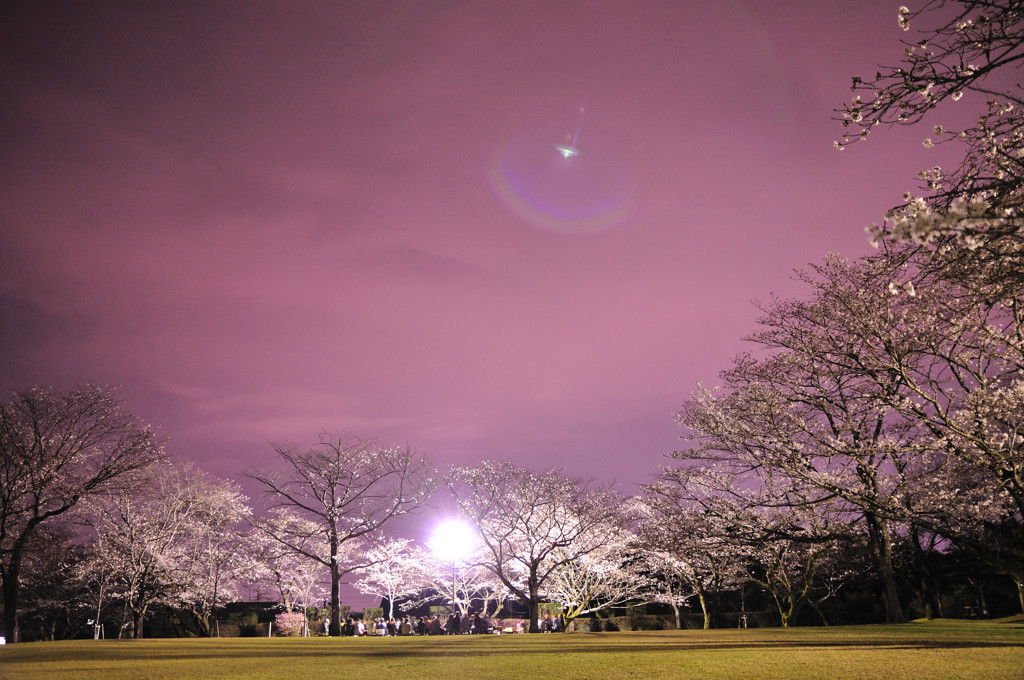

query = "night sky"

[{"left": 2, "top": 1, "right": 950, "bottom": 499}]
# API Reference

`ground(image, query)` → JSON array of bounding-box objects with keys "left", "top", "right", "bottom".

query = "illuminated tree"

[
  {"left": 14, "top": 523, "right": 91, "bottom": 641},
  {"left": 835, "top": 13, "right": 1024, "bottom": 583},
  {"left": 837, "top": 1, "right": 1023, "bottom": 299},
  {"left": 788, "top": 252, "right": 1024, "bottom": 610},
  {"left": 0, "top": 385, "right": 163, "bottom": 642},
  {"left": 675, "top": 249, "right": 1024, "bottom": 618},
  {"left": 633, "top": 494, "right": 747, "bottom": 629},
  {"left": 738, "top": 511, "right": 853, "bottom": 628},
  {"left": 642, "top": 460, "right": 861, "bottom": 628},
  {"left": 170, "top": 474, "right": 252, "bottom": 636},
  {"left": 404, "top": 543, "right": 511, "bottom": 618},
  {"left": 635, "top": 548, "right": 695, "bottom": 630},
  {"left": 674, "top": 255, "right": 936, "bottom": 623},
  {"left": 75, "top": 532, "right": 126, "bottom": 640},
  {"left": 247, "top": 510, "right": 332, "bottom": 612},
  {"left": 446, "top": 461, "right": 621, "bottom": 633},
  {"left": 676, "top": 377, "right": 915, "bottom": 623},
  {"left": 545, "top": 521, "right": 643, "bottom": 626},
  {"left": 82, "top": 462, "right": 249, "bottom": 638},
  {"left": 246, "top": 434, "right": 435, "bottom": 636},
  {"left": 353, "top": 538, "right": 420, "bottom": 619}
]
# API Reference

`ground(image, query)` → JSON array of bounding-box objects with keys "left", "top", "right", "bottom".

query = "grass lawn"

[{"left": 2, "top": 618, "right": 1022, "bottom": 680}]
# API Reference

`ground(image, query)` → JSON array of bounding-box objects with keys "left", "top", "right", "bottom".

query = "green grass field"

[{"left": 2, "top": 619, "right": 1022, "bottom": 680}]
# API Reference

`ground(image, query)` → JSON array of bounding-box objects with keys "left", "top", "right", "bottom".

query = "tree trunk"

[
  {"left": 867, "top": 515, "right": 905, "bottom": 624},
  {"left": 972, "top": 577, "right": 989, "bottom": 617},
  {"left": 671, "top": 603, "right": 681, "bottom": 630},
  {"left": 133, "top": 607, "right": 145, "bottom": 639},
  {"left": 196, "top": 611, "right": 211, "bottom": 638},
  {"left": 810, "top": 601, "right": 829, "bottom": 626},
  {"left": 329, "top": 532, "right": 342, "bottom": 637},
  {"left": 527, "top": 581, "right": 540, "bottom": 633},
  {"left": 877, "top": 548, "right": 905, "bottom": 623},
  {"left": 211, "top": 570, "right": 220, "bottom": 637},
  {"left": 919, "top": 571, "right": 938, "bottom": 620},
  {"left": 695, "top": 589, "right": 711, "bottom": 630},
  {"left": 330, "top": 562, "right": 341, "bottom": 636},
  {"left": 770, "top": 587, "right": 795, "bottom": 628},
  {"left": 2, "top": 560, "right": 21, "bottom": 643}
]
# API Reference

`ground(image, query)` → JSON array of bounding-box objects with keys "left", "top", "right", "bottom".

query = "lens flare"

[
  {"left": 487, "top": 112, "right": 632, "bottom": 234},
  {"left": 553, "top": 143, "right": 581, "bottom": 159}
]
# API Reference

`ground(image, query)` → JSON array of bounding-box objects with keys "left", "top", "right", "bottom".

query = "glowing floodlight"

[
  {"left": 430, "top": 520, "right": 477, "bottom": 611},
  {"left": 429, "top": 520, "right": 477, "bottom": 564}
]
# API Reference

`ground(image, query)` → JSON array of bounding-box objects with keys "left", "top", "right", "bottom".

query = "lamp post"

[
  {"left": 429, "top": 520, "right": 476, "bottom": 618},
  {"left": 295, "top": 567, "right": 308, "bottom": 637}
]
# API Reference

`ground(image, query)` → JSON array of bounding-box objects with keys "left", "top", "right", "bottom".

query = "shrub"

[
  {"left": 623, "top": 614, "right": 669, "bottom": 631},
  {"left": 227, "top": 612, "right": 260, "bottom": 637},
  {"left": 274, "top": 612, "right": 306, "bottom": 637}
]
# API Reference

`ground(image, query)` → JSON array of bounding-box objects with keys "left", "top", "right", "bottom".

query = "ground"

[{"left": 1, "top": 618, "right": 1022, "bottom": 680}]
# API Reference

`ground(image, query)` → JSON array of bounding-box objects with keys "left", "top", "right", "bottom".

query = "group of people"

[
  {"left": 539, "top": 613, "right": 561, "bottom": 633},
  {"left": 333, "top": 612, "right": 511, "bottom": 637}
]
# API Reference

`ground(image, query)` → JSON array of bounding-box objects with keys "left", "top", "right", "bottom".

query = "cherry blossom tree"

[
  {"left": 675, "top": 249, "right": 1024, "bottom": 618},
  {"left": 14, "top": 523, "right": 92, "bottom": 641},
  {"left": 634, "top": 547, "right": 695, "bottom": 630},
  {"left": 792, "top": 253, "right": 1023, "bottom": 609},
  {"left": 633, "top": 493, "right": 747, "bottom": 629},
  {"left": 738, "top": 513, "right": 854, "bottom": 628},
  {"left": 170, "top": 476, "right": 252, "bottom": 636},
  {"left": 81, "top": 467, "right": 187, "bottom": 638},
  {"left": 81, "top": 462, "right": 249, "bottom": 638},
  {"left": 446, "top": 461, "right": 621, "bottom": 633},
  {"left": 643, "top": 458, "right": 864, "bottom": 628},
  {"left": 246, "top": 434, "right": 435, "bottom": 636},
  {"left": 353, "top": 537, "right": 421, "bottom": 619},
  {"left": 404, "top": 543, "right": 512, "bottom": 618},
  {"left": 673, "top": 255, "right": 944, "bottom": 623},
  {"left": 833, "top": 2, "right": 1024, "bottom": 611},
  {"left": 676, "top": 379, "right": 915, "bottom": 623},
  {"left": 545, "top": 524, "right": 644, "bottom": 626},
  {"left": 75, "top": 532, "right": 127, "bottom": 639},
  {"left": 0, "top": 385, "right": 163, "bottom": 642},
  {"left": 837, "top": 1, "right": 1023, "bottom": 300},
  {"left": 461, "top": 566, "right": 513, "bottom": 619},
  {"left": 288, "top": 562, "right": 329, "bottom": 636},
  {"left": 247, "top": 510, "right": 333, "bottom": 612}
]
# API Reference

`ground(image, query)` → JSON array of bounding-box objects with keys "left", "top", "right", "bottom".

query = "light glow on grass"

[{"left": 1, "top": 620, "right": 1021, "bottom": 680}]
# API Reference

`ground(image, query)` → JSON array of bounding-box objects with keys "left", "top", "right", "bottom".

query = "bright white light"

[
  {"left": 429, "top": 520, "right": 477, "bottom": 564},
  {"left": 553, "top": 143, "right": 581, "bottom": 159}
]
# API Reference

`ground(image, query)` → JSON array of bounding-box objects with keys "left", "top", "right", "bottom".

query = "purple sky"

[{"left": 1, "top": 1, "right": 951, "bottom": 501}]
